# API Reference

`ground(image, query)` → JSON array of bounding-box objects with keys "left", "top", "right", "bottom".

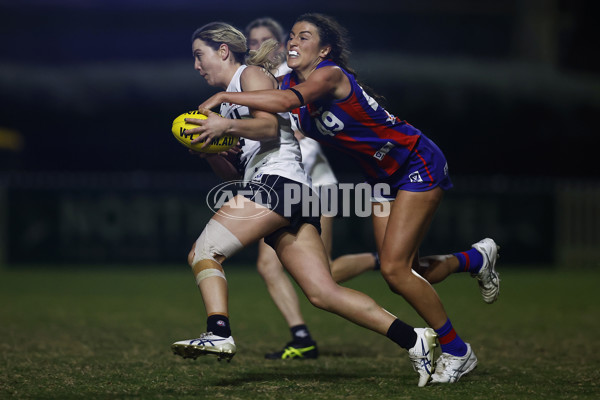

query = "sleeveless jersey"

[
  {"left": 299, "top": 137, "right": 337, "bottom": 187},
  {"left": 280, "top": 59, "right": 422, "bottom": 180},
  {"left": 275, "top": 62, "right": 337, "bottom": 188},
  {"left": 220, "top": 65, "right": 310, "bottom": 188}
]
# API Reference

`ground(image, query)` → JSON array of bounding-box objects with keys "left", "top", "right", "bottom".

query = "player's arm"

[
  {"left": 190, "top": 67, "right": 279, "bottom": 146},
  {"left": 199, "top": 152, "right": 241, "bottom": 181},
  {"left": 187, "top": 144, "right": 242, "bottom": 181},
  {"left": 198, "top": 66, "right": 348, "bottom": 113},
  {"left": 223, "top": 65, "right": 280, "bottom": 139}
]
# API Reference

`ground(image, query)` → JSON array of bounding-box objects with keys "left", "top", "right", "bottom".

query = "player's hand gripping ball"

[{"left": 171, "top": 110, "right": 236, "bottom": 153}]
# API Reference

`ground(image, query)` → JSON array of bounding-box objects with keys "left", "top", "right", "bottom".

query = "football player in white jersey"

[
  {"left": 171, "top": 22, "right": 440, "bottom": 387},
  {"left": 245, "top": 17, "right": 380, "bottom": 360}
]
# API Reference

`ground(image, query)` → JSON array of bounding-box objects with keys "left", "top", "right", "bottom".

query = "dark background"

[
  {"left": 0, "top": 0, "right": 598, "bottom": 267},
  {"left": 1, "top": 0, "right": 598, "bottom": 178}
]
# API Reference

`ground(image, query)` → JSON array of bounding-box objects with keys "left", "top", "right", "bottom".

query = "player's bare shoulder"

[
  {"left": 241, "top": 65, "right": 278, "bottom": 91},
  {"left": 308, "top": 64, "right": 349, "bottom": 99}
]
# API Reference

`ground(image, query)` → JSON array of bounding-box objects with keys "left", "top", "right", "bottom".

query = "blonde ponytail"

[{"left": 246, "top": 38, "right": 282, "bottom": 72}]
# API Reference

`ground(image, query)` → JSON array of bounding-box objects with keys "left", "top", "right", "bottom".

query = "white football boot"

[
  {"left": 471, "top": 238, "right": 500, "bottom": 304},
  {"left": 171, "top": 332, "right": 236, "bottom": 362},
  {"left": 407, "top": 328, "right": 438, "bottom": 387},
  {"left": 431, "top": 343, "right": 478, "bottom": 383}
]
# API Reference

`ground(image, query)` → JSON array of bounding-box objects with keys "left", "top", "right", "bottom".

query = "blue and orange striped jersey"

[{"left": 281, "top": 59, "right": 422, "bottom": 180}]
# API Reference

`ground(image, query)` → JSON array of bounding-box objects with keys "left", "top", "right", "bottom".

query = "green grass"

[{"left": 1, "top": 266, "right": 599, "bottom": 399}]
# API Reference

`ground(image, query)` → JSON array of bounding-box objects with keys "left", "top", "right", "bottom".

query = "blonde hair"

[
  {"left": 192, "top": 22, "right": 280, "bottom": 72},
  {"left": 192, "top": 22, "right": 247, "bottom": 64},
  {"left": 246, "top": 38, "right": 280, "bottom": 72}
]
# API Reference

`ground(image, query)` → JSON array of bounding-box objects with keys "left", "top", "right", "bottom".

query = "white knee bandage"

[{"left": 192, "top": 219, "right": 243, "bottom": 268}]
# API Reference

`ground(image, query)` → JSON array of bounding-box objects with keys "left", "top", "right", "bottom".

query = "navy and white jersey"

[
  {"left": 220, "top": 65, "right": 311, "bottom": 188},
  {"left": 298, "top": 136, "right": 337, "bottom": 188},
  {"left": 274, "top": 62, "right": 337, "bottom": 188},
  {"left": 274, "top": 61, "right": 292, "bottom": 79}
]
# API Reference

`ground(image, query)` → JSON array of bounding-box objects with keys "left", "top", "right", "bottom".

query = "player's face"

[
  {"left": 192, "top": 39, "right": 223, "bottom": 87},
  {"left": 287, "top": 21, "right": 330, "bottom": 74},
  {"left": 248, "top": 26, "right": 275, "bottom": 51}
]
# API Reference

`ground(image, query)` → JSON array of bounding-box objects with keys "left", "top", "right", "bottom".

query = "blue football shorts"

[{"left": 369, "top": 135, "right": 453, "bottom": 202}]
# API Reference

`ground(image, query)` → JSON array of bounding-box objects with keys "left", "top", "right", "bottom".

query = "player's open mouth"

[{"left": 288, "top": 50, "right": 299, "bottom": 57}]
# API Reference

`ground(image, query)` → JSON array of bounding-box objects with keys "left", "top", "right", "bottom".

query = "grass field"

[{"left": 1, "top": 265, "right": 599, "bottom": 399}]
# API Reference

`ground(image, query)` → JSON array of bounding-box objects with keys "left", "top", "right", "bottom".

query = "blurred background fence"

[
  {"left": 1, "top": 172, "right": 598, "bottom": 267},
  {"left": 1, "top": 0, "right": 598, "bottom": 268}
]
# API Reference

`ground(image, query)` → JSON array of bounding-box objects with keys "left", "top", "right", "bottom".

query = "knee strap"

[
  {"left": 191, "top": 219, "right": 243, "bottom": 272},
  {"left": 193, "top": 259, "right": 226, "bottom": 285}
]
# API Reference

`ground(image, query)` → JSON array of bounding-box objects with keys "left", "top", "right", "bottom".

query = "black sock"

[
  {"left": 207, "top": 314, "right": 231, "bottom": 338},
  {"left": 290, "top": 324, "right": 313, "bottom": 344},
  {"left": 386, "top": 319, "right": 417, "bottom": 350}
]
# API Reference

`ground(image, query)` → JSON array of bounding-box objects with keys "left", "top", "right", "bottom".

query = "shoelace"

[
  {"left": 194, "top": 332, "right": 218, "bottom": 343},
  {"left": 281, "top": 345, "right": 315, "bottom": 359}
]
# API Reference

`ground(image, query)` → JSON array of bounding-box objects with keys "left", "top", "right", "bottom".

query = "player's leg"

[
  {"left": 371, "top": 200, "right": 389, "bottom": 255},
  {"left": 330, "top": 252, "right": 379, "bottom": 283},
  {"left": 257, "top": 239, "right": 318, "bottom": 359},
  {"left": 377, "top": 188, "right": 448, "bottom": 327},
  {"left": 258, "top": 212, "right": 339, "bottom": 360},
  {"left": 319, "top": 214, "right": 334, "bottom": 257},
  {"left": 324, "top": 213, "right": 380, "bottom": 283},
  {"left": 257, "top": 239, "right": 304, "bottom": 328},
  {"left": 415, "top": 239, "right": 500, "bottom": 303},
  {"left": 377, "top": 188, "right": 477, "bottom": 383},
  {"left": 277, "top": 224, "right": 391, "bottom": 331},
  {"left": 374, "top": 200, "right": 500, "bottom": 303},
  {"left": 274, "top": 224, "right": 437, "bottom": 387},
  {"left": 171, "top": 195, "right": 289, "bottom": 361},
  {"left": 413, "top": 254, "right": 458, "bottom": 284}
]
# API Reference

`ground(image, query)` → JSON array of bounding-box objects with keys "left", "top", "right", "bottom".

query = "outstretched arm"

[
  {"left": 187, "top": 66, "right": 284, "bottom": 147},
  {"left": 198, "top": 66, "right": 348, "bottom": 114},
  {"left": 198, "top": 88, "right": 298, "bottom": 114}
]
